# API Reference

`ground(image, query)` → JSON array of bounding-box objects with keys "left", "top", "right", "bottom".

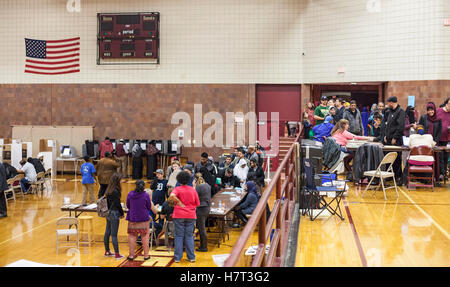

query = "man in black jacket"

[
  {"left": 221, "top": 168, "right": 241, "bottom": 188},
  {"left": 0, "top": 163, "right": 8, "bottom": 218},
  {"left": 247, "top": 159, "right": 265, "bottom": 188},
  {"left": 29, "top": 157, "right": 45, "bottom": 174},
  {"left": 194, "top": 152, "right": 217, "bottom": 195},
  {"left": 383, "top": 96, "right": 406, "bottom": 182}
]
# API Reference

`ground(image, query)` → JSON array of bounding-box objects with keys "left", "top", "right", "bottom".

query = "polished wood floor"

[
  {"left": 295, "top": 182, "right": 450, "bottom": 267},
  {"left": 1, "top": 175, "right": 449, "bottom": 267},
  {"left": 0, "top": 175, "right": 259, "bottom": 267}
]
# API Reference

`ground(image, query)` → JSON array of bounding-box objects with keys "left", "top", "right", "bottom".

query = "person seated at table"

[
  {"left": 221, "top": 168, "right": 241, "bottom": 188},
  {"left": 233, "top": 181, "right": 259, "bottom": 227},
  {"left": 312, "top": 116, "right": 334, "bottom": 143},
  {"left": 219, "top": 155, "right": 234, "bottom": 170},
  {"left": 247, "top": 158, "right": 265, "bottom": 189},
  {"left": 193, "top": 173, "right": 211, "bottom": 252},
  {"left": 409, "top": 127, "right": 436, "bottom": 148},
  {"left": 233, "top": 158, "right": 249, "bottom": 187},
  {"left": 29, "top": 157, "right": 45, "bottom": 174},
  {"left": 331, "top": 119, "right": 373, "bottom": 180},
  {"left": 17, "top": 158, "right": 37, "bottom": 194},
  {"left": 168, "top": 171, "right": 200, "bottom": 263}
]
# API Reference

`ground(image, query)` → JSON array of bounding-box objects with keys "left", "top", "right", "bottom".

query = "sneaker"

[
  {"left": 188, "top": 258, "right": 196, "bottom": 263},
  {"left": 104, "top": 251, "right": 114, "bottom": 257},
  {"left": 174, "top": 259, "right": 180, "bottom": 263},
  {"left": 115, "top": 253, "right": 124, "bottom": 260}
]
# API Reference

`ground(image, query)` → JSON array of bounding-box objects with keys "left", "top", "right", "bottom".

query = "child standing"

[{"left": 81, "top": 156, "right": 96, "bottom": 206}]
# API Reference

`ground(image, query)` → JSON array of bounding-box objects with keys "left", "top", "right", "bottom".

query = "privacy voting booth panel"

[{"left": 12, "top": 125, "right": 93, "bottom": 158}]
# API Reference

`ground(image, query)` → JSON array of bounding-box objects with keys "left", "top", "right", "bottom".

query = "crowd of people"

[
  {"left": 83, "top": 142, "right": 268, "bottom": 262},
  {"left": 303, "top": 96, "right": 450, "bottom": 183},
  {"left": 0, "top": 155, "right": 46, "bottom": 218}
]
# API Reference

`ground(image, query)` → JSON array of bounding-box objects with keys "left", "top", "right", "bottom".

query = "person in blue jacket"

[
  {"left": 233, "top": 181, "right": 259, "bottom": 225},
  {"left": 312, "top": 116, "right": 335, "bottom": 143}
]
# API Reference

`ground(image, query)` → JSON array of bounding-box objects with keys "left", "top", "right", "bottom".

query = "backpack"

[{"left": 96, "top": 196, "right": 109, "bottom": 218}]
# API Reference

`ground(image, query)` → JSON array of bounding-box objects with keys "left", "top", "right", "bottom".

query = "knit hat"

[
  {"left": 344, "top": 102, "right": 350, "bottom": 107},
  {"left": 417, "top": 125, "right": 425, "bottom": 135}
]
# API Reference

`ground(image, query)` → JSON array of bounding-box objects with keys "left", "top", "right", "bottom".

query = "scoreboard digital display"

[{"left": 97, "top": 12, "right": 160, "bottom": 64}]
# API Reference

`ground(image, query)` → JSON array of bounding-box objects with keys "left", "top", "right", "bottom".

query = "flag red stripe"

[
  {"left": 45, "top": 53, "right": 80, "bottom": 59},
  {"left": 47, "top": 42, "right": 80, "bottom": 49},
  {"left": 46, "top": 37, "right": 80, "bottom": 44},
  {"left": 26, "top": 58, "right": 79, "bottom": 65},
  {"left": 25, "top": 64, "right": 80, "bottom": 70},
  {"left": 24, "top": 69, "right": 80, "bottom": 75},
  {"left": 46, "top": 48, "right": 80, "bottom": 54}
]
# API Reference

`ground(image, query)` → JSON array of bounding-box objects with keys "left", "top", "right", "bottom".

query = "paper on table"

[{"left": 221, "top": 191, "right": 235, "bottom": 195}]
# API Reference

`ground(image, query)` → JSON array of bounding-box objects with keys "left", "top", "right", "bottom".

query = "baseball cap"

[
  {"left": 155, "top": 169, "right": 164, "bottom": 174},
  {"left": 387, "top": 96, "right": 397, "bottom": 103},
  {"left": 320, "top": 96, "right": 328, "bottom": 101}
]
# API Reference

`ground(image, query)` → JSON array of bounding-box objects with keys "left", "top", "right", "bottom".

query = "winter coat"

[
  {"left": 383, "top": 105, "right": 405, "bottom": 145},
  {"left": 312, "top": 123, "right": 334, "bottom": 143},
  {"left": 99, "top": 140, "right": 114, "bottom": 158},
  {"left": 352, "top": 143, "right": 384, "bottom": 182},
  {"left": 322, "top": 137, "right": 341, "bottom": 169},
  {"left": 343, "top": 109, "right": 364, "bottom": 136}
]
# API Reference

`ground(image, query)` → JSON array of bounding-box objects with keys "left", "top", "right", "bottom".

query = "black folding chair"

[{"left": 303, "top": 158, "right": 346, "bottom": 221}]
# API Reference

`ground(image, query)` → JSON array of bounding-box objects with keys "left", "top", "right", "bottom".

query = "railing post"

[
  {"left": 276, "top": 176, "right": 282, "bottom": 258},
  {"left": 258, "top": 206, "right": 267, "bottom": 266}
]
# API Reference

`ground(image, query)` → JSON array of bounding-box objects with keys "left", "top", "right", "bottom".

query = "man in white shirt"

[{"left": 18, "top": 159, "right": 37, "bottom": 194}]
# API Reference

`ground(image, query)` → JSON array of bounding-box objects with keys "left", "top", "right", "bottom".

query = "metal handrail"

[{"left": 224, "top": 131, "right": 302, "bottom": 267}]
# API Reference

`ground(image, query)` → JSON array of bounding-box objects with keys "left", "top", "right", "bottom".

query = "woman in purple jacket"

[{"left": 126, "top": 180, "right": 158, "bottom": 261}]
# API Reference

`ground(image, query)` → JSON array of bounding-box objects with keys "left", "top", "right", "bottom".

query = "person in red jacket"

[
  {"left": 99, "top": 137, "right": 114, "bottom": 158},
  {"left": 115, "top": 139, "right": 129, "bottom": 177}
]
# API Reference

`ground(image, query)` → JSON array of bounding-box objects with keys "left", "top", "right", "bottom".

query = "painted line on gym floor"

[
  {"left": 0, "top": 218, "right": 59, "bottom": 246},
  {"left": 343, "top": 198, "right": 367, "bottom": 267},
  {"left": 398, "top": 187, "right": 450, "bottom": 240}
]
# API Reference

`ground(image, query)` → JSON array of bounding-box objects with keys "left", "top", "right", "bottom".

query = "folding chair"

[
  {"left": 44, "top": 168, "right": 53, "bottom": 190},
  {"left": 149, "top": 217, "right": 159, "bottom": 251},
  {"left": 407, "top": 146, "right": 435, "bottom": 191},
  {"left": 56, "top": 217, "right": 79, "bottom": 254},
  {"left": 4, "top": 178, "right": 16, "bottom": 203},
  {"left": 303, "top": 158, "right": 346, "bottom": 221},
  {"left": 163, "top": 216, "right": 174, "bottom": 251},
  {"left": 362, "top": 152, "right": 399, "bottom": 200},
  {"left": 11, "top": 175, "right": 25, "bottom": 199}
]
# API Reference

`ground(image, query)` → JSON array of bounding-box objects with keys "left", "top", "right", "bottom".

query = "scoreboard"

[{"left": 97, "top": 12, "right": 160, "bottom": 64}]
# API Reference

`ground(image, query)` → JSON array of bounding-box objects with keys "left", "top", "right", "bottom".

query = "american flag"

[{"left": 25, "top": 37, "right": 80, "bottom": 75}]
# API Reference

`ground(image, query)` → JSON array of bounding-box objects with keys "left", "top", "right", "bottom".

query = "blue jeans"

[
  {"left": 104, "top": 210, "right": 120, "bottom": 253},
  {"left": 20, "top": 178, "right": 31, "bottom": 193},
  {"left": 173, "top": 218, "right": 196, "bottom": 261}
]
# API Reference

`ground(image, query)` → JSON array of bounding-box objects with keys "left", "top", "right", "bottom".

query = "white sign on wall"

[{"left": 66, "top": 0, "right": 81, "bottom": 13}]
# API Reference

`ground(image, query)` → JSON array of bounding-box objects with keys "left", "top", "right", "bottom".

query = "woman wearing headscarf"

[
  {"left": 233, "top": 181, "right": 259, "bottom": 226},
  {"left": 404, "top": 106, "right": 418, "bottom": 137},
  {"left": 419, "top": 102, "right": 442, "bottom": 143},
  {"left": 233, "top": 158, "right": 249, "bottom": 187},
  {"left": 368, "top": 103, "right": 378, "bottom": 124}
]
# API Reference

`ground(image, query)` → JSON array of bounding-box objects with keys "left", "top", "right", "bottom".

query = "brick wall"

[
  {"left": 0, "top": 84, "right": 255, "bottom": 160},
  {"left": 386, "top": 80, "right": 450, "bottom": 118}
]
